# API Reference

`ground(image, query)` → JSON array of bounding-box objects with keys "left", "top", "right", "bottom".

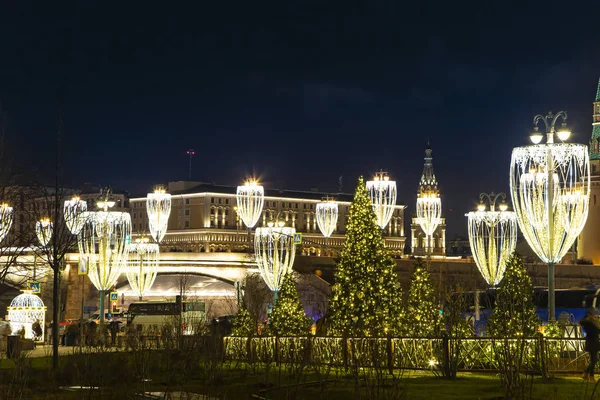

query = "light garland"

[
  {"left": 7, "top": 290, "right": 46, "bottom": 341},
  {"left": 36, "top": 218, "right": 53, "bottom": 247},
  {"left": 366, "top": 171, "right": 397, "bottom": 229},
  {"left": 64, "top": 196, "right": 87, "bottom": 235},
  {"left": 466, "top": 193, "right": 517, "bottom": 286},
  {"left": 146, "top": 187, "right": 171, "bottom": 243},
  {"left": 0, "top": 203, "right": 14, "bottom": 243},
  {"left": 126, "top": 238, "right": 159, "bottom": 300},
  {"left": 510, "top": 143, "right": 590, "bottom": 263},
  {"left": 316, "top": 198, "right": 338, "bottom": 238},
  {"left": 254, "top": 222, "right": 296, "bottom": 291},
  {"left": 236, "top": 180, "right": 264, "bottom": 228}
]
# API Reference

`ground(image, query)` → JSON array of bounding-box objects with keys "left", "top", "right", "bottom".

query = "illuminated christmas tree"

[
  {"left": 329, "top": 176, "right": 403, "bottom": 337},
  {"left": 487, "top": 253, "right": 539, "bottom": 337},
  {"left": 231, "top": 305, "right": 255, "bottom": 336},
  {"left": 270, "top": 273, "right": 313, "bottom": 336},
  {"left": 406, "top": 260, "right": 440, "bottom": 337}
]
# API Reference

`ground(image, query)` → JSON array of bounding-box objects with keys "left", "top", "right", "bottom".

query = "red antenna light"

[{"left": 186, "top": 149, "right": 195, "bottom": 179}]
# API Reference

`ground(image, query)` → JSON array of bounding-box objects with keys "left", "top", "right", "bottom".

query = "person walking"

[{"left": 580, "top": 308, "right": 600, "bottom": 382}]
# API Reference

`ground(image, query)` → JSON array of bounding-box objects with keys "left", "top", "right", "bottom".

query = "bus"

[
  {"left": 456, "top": 286, "right": 600, "bottom": 336},
  {"left": 127, "top": 296, "right": 206, "bottom": 335}
]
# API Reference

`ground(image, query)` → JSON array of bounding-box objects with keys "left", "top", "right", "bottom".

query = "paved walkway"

[{"left": 21, "top": 344, "right": 121, "bottom": 358}]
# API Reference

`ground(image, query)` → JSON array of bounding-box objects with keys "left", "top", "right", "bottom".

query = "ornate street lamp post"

[
  {"left": 254, "top": 221, "right": 296, "bottom": 304},
  {"left": 127, "top": 238, "right": 159, "bottom": 301},
  {"left": 63, "top": 196, "right": 87, "bottom": 338},
  {"left": 316, "top": 197, "right": 338, "bottom": 250},
  {"left": 146, "top": 187, "right": 171, "bottom": 243},
  {"left": 77, "top": 198, "right": 131, "bottom": 324},
  {"left": 236, "top": 180, "right": 264, "bottom": 251},
  {"left": 466, "top": 192, "right": 517, "bottom": 286},
  {"left": 366, "top": 171, "right": 397, "bottom": 230},
  {"left": 0, "top": 203, "right": 14, "bottom": 243},
  {"left": 510, "top": 111, "right": 590, "bottom": 321}
]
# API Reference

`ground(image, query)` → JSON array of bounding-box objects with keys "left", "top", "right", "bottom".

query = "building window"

[
  {"left": 133, "top": 212, "right": 137, "bottom": 218},
  {"left": 185, "top": 198, "right": 190, "bottom": 205},
  {"left": 185, "top": 220, "right": 190, "bottom": 228},
  {"left": 211, "top": 208, "right": 215, "bottom": 214},
  {"left": 225, "top": 199, "right": 229, "bottom": 205},
  {"left": 210, "top": 198, "right": 214, "bottom": 204},
  {"left": 218, "top": 198, "right": 222, "bottom": 204},
  {"left": 295, "top": 203, "right": 298, "bottom": 209},
  {"left": 185, "top": 209, "right": 190, "bottom": 216},
  {"left": 303, "top": 204, "right": 306, "bottom": 209}
]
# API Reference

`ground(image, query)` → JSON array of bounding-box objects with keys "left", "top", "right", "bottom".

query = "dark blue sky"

[{"left": 1, "top": 1, "right": 600, "bottom": 237}]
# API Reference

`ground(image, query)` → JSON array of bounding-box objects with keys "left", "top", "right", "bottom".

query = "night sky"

[{"left": 1, "top": 1, "right": 600, "bottom": 238}]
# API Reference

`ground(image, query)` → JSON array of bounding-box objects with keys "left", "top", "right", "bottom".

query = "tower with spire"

[
  {"left": 410, "top": 143, "right": 446, "bottom": 256},
  {"left": 578, "top": 78, "right": 600, "bottom": 264}
]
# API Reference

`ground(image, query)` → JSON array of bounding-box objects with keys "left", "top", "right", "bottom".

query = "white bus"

[{"left": 127, "top": 298, "right": 206, "bottom": 335}]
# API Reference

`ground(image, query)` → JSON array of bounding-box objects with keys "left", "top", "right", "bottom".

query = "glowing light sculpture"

[
  {"left": 510, "top": 111, "right": 590, "bottom": 321},
  {"left": 7, "top": 290, "right": 46, "bottom": 341},
  {"left": 146, "top": 187, "right": 171, "bottom": 243},
  {"left": 366, "top": 171, "right": 397, "bottom": 229},
  {"left": 316, "top": 198, "right": 338, "bottom": 238},
  {"left": 127, "top": 238, "right": 159, "bottom": 300},
  {"left": 36, "top": 218, "right": 53, "bottom": 247},
  {"left": 466, "top": 193, "right": 517, "bottom": 286},
  {"left": 236, "top": 180, "right": 264, "bottom": 229},
  {"left": 64, "top": 196, "right": 87, "bottom": 235},
  {"left": 254, "top": 222, "right": 296, "bottom": 301},
  {"left": 0, "top": 203, "right": 14, "bottom": 243},
  {"left": 416, "top": 194, "right": 442, "bottom": 257},
  {"left": 77, "top": 199, "right": 131, "bottom": 324}
]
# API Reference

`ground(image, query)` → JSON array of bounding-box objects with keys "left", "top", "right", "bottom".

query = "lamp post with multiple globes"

[{"left": 510, "top": 111, "right": 590, "bottom": 322}]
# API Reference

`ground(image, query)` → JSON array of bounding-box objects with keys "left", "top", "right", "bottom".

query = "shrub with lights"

[
  {"left": 270, "top": 273, "right": 313, "bottom": 336},
  {"left": 231, "top": 305, "right": 255, "bottom": 336},
  {"left": 487, "top": 253, "right": 539, "bottom": 337},
  {"left": 328, "top": 176, "right": 403, "bottom": 337},
  {"left": 405, "top": 260, "right": 441, "bottom": 337}
]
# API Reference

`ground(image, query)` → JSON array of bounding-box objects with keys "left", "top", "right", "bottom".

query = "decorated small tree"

[
  {"left": 487, "top": 253, "right": 539, "bottom": 337},
  {"left": 231, "top": 305, "right": 255, "bottom": 336},
  {"left": 329, "top": 176, "right": 403, "bottom": 337},
  {"left": 487, "top": 253, "right": 540, "bottom": 397},
  {"left": 405, "top": 260, "right": 440, "bottom": 337},
  {"left": 270, "top": 273, "right": 313, "bottom": 336}
]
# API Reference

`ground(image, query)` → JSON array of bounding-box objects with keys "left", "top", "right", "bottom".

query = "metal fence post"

[{"left": 387, "top": 335, "right": 394, "bottom": 374}]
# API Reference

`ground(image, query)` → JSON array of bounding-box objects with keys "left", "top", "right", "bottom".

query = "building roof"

[
  {"left": 133, "top": 181, "right": 407, "bottom": 207},
  {"left": 596, "top": 77, "right": 600, "bottom": 102},
  {"left": 418, "top": 144, "right": 439, "bottom": 195}
]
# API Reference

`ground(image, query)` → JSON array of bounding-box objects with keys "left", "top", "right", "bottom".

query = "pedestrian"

[{"left": 580, "top": 308, "right": 600, "bottom": 382}]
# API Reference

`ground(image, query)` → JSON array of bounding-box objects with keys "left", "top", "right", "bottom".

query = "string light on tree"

[
  {"left": 0, "top": 203, "right": 14, "bottom": 243},
  {"left": 329, "top": 177, "right": 403, "bottom": 337},
  {"left": 36, "top": 218, "right": 53, "bottom": 247},
  {"left": 77, "top": 192, "right": 131, "bottom": 324},
  {"left": 254, "top": 221, "right": 296, "bottom": 302},
  {"left": 127, "top": 237, "right": 159, "bottom": 300},
  {"left": 270, "top": 273, "right": 313, "bottom": 336},
  {"left": 146, "top": 186, "right": 172, "bottom": 243},
  {"left": 510, "top": 111, "right": 590, "bottom": 321},
  {"left": 366, "top": 171, "right": 397, "bottom": 229},
  {"left": 466, "top": 192, "right": 517, "bottom": 286}
]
